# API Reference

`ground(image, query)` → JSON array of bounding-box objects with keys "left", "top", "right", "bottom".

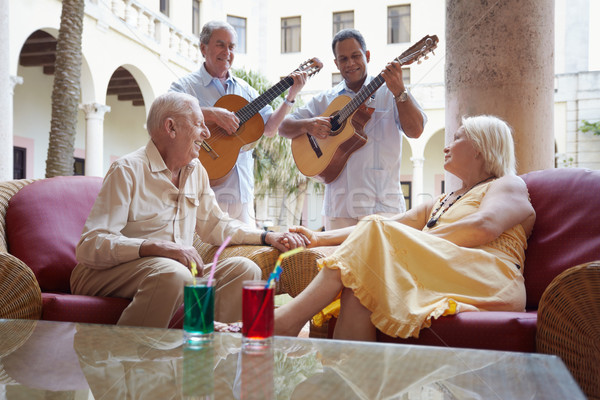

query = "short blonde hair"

[
  {"left": 461, "top": 115, "right": 516, "bottom": 177},
  {"left": 146, "top": 92, "right": 197, "bottom": 136}
]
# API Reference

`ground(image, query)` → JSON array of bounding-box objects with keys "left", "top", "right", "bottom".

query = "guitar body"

[
  {"left": 199, "top": 94, "right": 265, "bottom": 185},
  {"left": 291, "top": 95, "right": 374, "bottom": 184}
]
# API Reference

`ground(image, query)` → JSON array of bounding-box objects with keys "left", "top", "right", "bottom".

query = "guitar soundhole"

[{"left": 330, "top": 114, "right": 344, "bottom": 136}]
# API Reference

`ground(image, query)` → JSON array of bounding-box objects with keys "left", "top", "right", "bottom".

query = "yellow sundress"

[{"left": 315, "top": 181, "right": 528, "bottom": 339}]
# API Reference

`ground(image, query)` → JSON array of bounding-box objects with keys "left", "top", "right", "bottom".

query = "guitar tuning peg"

[
  {"left": 417, "top": 59, "right": 422, "bottom": 64},
  {"left": 424, "top": 56, "right": 429, "bottom": 60}
]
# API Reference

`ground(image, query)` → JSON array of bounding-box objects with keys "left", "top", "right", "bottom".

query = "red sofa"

[
  {"left": 325, "top": 168, "right": 600, "bottom": 352},
  {"left": 0, "top": 175, "right": 317, "bottom": 327},
  {"left": 1, "top": 168, "right": 599, "bottom": 353},
  {"left": 0, "top": 176, "right": 184, "bottom": 328}
]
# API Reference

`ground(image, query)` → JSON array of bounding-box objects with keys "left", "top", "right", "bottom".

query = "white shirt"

[
  {"left": 289, "top": 76, "right": 427, "bottom": 218},
  {"left": 170, "top": 64, "right": 273, "bottom": 204},
  {"left": 76, "top": 140, "right": 262, "bottom": 269}
]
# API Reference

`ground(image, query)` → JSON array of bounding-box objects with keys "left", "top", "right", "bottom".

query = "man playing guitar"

[
  {"left": 279, "top": 29, "right": 427, "bottom": 230},
  {"left": 171, "top": 21, "right": 307, "bottom": 226}
]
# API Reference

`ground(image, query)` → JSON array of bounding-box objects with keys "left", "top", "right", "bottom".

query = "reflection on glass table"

[{"left": 0, "top": 319, "right": 585, "bottom": 399}]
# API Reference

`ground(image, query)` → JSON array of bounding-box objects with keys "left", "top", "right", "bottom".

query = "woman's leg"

[
  {"left": 274, "top": 266, "right": 344, "bottom": 336},
  {"left": 333, "top": 287, "right": 376, "bottom": 341}
]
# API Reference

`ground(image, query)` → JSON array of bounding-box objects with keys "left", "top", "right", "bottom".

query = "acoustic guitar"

[
  {"left": 291, "top": 35, "right": 438, "bottom": 184},
  {"left": 199, "top": 58, "right": 323, "bottom": 185}
]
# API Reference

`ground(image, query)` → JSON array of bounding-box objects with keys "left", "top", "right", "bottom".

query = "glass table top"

[{"left": 0, "top": 319, "right": 585, "bottom": 399}]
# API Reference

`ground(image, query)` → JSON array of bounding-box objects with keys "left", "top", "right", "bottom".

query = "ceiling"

[{"left": 19, "top": 30, "right": 145, "bottom": 107}]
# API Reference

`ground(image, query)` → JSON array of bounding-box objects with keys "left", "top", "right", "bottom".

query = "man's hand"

[
  {"left": 139, "top": 239, "right": 205, "bottom": 275},
  {"left": 305, "top": 116, "right": 332, "bottom": 140},
  {"left": 264, "top": 231, "right": 309, "bottom": 252},
  {"left": 380, "top": 60, "right": 405, "bottom": 99},
  {"left": 287, "top": 70, "right": 308, "bottom": 100},
  {"left": 206, "top": 107, "right": 240, "bottom": 135}
]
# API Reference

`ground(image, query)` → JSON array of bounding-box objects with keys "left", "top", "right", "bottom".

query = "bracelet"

[
  {"left": 261, "top": 230, "right": 273, "bottom": 246},
  {"left": 284, "top": 98, "right": 295, "bottom": 107}
]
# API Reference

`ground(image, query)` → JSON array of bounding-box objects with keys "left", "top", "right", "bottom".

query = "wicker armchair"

[
  {"left": 0, "top": 179, "right": 42, "bottom": 320},
  {"left": 537, "top": 261, "right": 600, "bottom": 400}
]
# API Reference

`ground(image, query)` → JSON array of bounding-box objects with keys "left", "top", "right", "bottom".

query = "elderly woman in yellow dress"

[{"left": 275, "top": 115, "right": 536, "bottom": 341}]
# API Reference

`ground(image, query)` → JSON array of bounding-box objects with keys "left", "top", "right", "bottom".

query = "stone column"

[
  {"left": 79, "top": 103, "right": 111, "bottom": 177},
  {"left": 0, "top": 0, "right": 11, "bottom": 181},
  {"left": 445, "top": 0, "right": 554, "bottom": 188},
  {"left": 410, "top": 156, "right": 425, "bottom": 206}
]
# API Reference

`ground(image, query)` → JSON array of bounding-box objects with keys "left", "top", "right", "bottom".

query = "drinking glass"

[
  {"left": 184, "top": 280, "right": 215, "bottom": 345},
  {"left": 242, "top": 280, "right": 274, "bottom": 348}
]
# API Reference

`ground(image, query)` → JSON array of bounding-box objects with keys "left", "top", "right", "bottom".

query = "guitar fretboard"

[
  {"left": 235, "top": 76, "right": 294, "bottom": 124},
  {"left": 334, "top": 75, "right": 386, "bottom": 126}
]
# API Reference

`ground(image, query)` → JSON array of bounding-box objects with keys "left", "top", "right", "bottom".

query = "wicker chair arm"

[
  {"left": 0, "top": 179, "right": 36, "bottom": 252},
  {"left": 193, "top": 234, "right": 336, "bottom": 297},
  {"left": 0, "top": 252, "right": 42, "bottom": 320},
  {"left": 536, "top": 260, "right": 600, "bottom": 400}
]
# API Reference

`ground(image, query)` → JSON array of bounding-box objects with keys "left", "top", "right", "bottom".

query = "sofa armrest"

[
  {"left": 537, "top": 260, "right": 600, "bottom": 399},
  {"left": 0, "top": 252, "right": 42, "bottom": 320},
  {"left": 193, "top": 234, "right": 335, "bottom": 297}
]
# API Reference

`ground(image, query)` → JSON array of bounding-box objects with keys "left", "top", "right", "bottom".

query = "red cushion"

[
  {"left": 41, "top": 293, "right": 129, "bottom": 324},
  {"left": 41, "top": 293, "right": 185, "bottom": 328},
  {"left": 6, "top": 176, "right": 103, "bottom": 293},
  {"left": 375, "top": 311, "right": 538, "bottom": 352},
  {"left": 521, "top": 168, "right": 600, "bottom": 309}
]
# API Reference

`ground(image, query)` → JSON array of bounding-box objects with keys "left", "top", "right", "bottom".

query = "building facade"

[{"left": 3, "top": 0, "right": 599, "bottom": 229}]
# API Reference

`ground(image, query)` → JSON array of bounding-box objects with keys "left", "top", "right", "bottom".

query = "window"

[
  {"left": 160, "top": 0, "right": 169, "bottom": 17},
  {"left": 388, "top": 5, "right": 410, "bottom": 44},
  {"left": 333, "top": 11, "right": 354, "bottom": 36},
  {"left": 13, "top": 147, "right": 26, "bottom": 179},
  {"left": 227, "top": 15, "right": 247, "bottom": 53},
  {"left": 332, "top": 73, "right": 342, "bottom": 87},
  {"left": 74, "top": 157, "right": 85, "bottom": 176},
  {"left": 401, "top": 181, "right": 412, "bottom": 210},
  {"left": 281, "top": 17, "right": 301, "bottom": 53},
  {"left": 402, "top": 67, "right": 410, "bottom": 86},
  {"left": 192, "top": 0, "right": 200, "bottom": 36}
]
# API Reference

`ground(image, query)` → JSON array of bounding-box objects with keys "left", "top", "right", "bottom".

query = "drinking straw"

[
  {"left": 187, "top": 236, "right": 231, "bottom": 334},
  {"left": 207, "top": 236, "right": 232, "bottom": 287},
  {"left": 265, "top": 247, "right": 305, "bottom": 289},
  {"left": 247, "top": 247, "right": 305, "bottom": 337}
]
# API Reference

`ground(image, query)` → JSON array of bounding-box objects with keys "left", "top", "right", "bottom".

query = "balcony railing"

[{"left": 88, "top": 0, "right": 200, "bottom": 69}]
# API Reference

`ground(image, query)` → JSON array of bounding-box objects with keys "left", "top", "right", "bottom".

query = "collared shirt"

[
  {"left": 289, "top": 76, "right": 427, "bottom": 218},
  {"left": 75, "top": 140, "right": 261, "bottom": 269},
  {"left": 170, "top": 64, "right": 273, "bottom": 204}
]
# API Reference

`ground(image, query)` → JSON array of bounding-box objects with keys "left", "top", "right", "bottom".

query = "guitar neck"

[
  {"left": 236, "top": 76, "right": 294, "bottom": 124},
  {"left": 336, "top": 75, "right": 385, "bottom": 124}
]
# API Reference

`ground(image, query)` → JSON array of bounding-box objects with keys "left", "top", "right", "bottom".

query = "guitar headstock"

[
  {"left": 297, "top": 57, "right": 324, "bottom": 78},
  {"left": 396, "top": 35, "right": 439, "bottom": 66}
]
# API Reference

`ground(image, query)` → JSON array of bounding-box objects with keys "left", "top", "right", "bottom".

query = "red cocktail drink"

[{"left": 242, "top": 280, "right": 274, "bottom": 346}]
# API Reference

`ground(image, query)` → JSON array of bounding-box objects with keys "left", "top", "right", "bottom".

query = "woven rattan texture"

[
  {"left": 0, "top": 253, "right": 42, "bottom": 320},
  {"left": 0, "top": 179, "right": 35, "bottom": 252},
  {"left": 193, "top": 236, "right": 335, "bottom": 297},
  {"left": 537, "top": 261, "right": 600, "bottom": 400}
]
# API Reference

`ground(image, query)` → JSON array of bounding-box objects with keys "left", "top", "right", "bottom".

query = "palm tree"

[
  {"left": 45, "top": 0, "right": 85, "bottom": 178},
  {"left": 231, "top": 68, "right": 323, "bottom": 226}
]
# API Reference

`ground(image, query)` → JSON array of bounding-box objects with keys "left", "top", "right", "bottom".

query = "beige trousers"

[{"left": 70, "top": 256, "right": 261, "bottom": 328}]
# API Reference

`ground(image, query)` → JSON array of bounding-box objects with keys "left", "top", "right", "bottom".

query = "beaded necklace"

[{"left": 426, "top": 176, "right": 495, "bottom": 228}]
